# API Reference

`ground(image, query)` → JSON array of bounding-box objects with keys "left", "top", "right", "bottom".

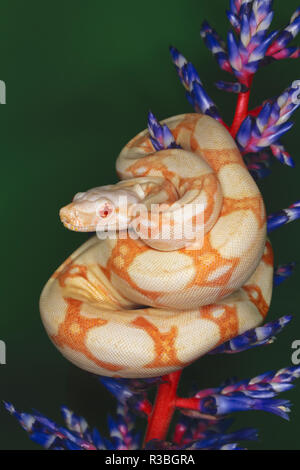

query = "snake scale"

[{"left": 40, "top": 113, "right": 273, "bottom": 378}]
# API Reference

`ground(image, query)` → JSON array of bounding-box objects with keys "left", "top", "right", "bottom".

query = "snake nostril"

[
  {"left": 59, "top": 207, "right": 68, "bottom": 221},
  {"left": 59, "top": 205, "right": 78, "bottom": 225}
]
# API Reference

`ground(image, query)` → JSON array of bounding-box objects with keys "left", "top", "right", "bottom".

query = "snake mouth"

[
  {"left": 60, "top": 218, "right": 96, "bottom": 232},
  {"left": 59, "top": 205, "right": 98, "bottom": 232}
]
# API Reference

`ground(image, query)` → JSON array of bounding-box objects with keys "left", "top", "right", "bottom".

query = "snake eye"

[{"left": 99, "top": 202, "right": 113, "bottom": 219}]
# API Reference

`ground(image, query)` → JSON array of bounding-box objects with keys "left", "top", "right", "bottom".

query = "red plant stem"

[
  {"left": 175, "top": 397, "right": 218, "bottom": 421},
  {"left": 144, "top": 370, "right": 182, "bottom": 444},
  {"left": 230, "top": 90, "right": 250, "bottom": 137},
  {"left": 248, "top": 104, "right": 263, "bottom": 117},
  {"left": 230, "top": 76, "right": 254, "bottom": 138},
  {"left": 175, "top": 397, "right": 200, "bottom": 411}
]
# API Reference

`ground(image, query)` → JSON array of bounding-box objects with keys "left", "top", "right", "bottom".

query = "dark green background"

[{"left": 0, "top": 0, "right": 299, "bottom": 450}]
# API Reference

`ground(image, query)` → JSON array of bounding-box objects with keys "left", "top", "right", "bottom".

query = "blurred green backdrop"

[{"left": 0, "top": 0, "right": 299, "bottom": 450}]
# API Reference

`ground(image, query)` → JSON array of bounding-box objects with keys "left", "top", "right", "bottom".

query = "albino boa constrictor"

[{"left": 40, "top": 113, "right": 273, "bottom": 378}]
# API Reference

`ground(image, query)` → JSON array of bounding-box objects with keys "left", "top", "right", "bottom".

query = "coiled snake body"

[{"left": 40, "top": 114, "right": 273, "bottom": 378}]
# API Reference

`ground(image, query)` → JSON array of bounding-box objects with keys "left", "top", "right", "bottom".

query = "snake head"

[{"left": 59, "top": 185, "right": 140, "bottom": 232}]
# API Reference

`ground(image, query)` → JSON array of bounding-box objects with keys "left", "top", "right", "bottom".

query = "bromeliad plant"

[{"left": 5, "top": 0, "right": 300, "bottom": 450}]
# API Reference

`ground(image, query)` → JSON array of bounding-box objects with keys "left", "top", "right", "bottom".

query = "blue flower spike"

[
  {"left": 236, "top": 83, "right": 299, "bottom": 163},
  {"left": 226, "top": 1, "right": 276, "bottom": 85},
  {"left": 200, "top": 20, "right": 232, "bottom": 73},
  {"left": 4, "top": 400, "right": 141, "bottom": 450},
  {"left": 169, "top": 46, "right": 222, "bottom": 121},
  {"left": 189, "top": 366, "right": 300, "bottom": 420},
  {"left": 267, "top": 201, "right": 300, "bottom": 233},
  {"left": 3, "top": 402, "right": 99, "bottom": 450},
  {"left": 265, "top": 7, "right": 300, "bottom": 62},
  {"left": 147, "top": 111, "right": 180, "bottom": 151},
  {"left": 210, "top": 315, "right": 292, "bottom": 354},
  {"left": 200, "top": 1, "right": 299, "bottom": 87}
]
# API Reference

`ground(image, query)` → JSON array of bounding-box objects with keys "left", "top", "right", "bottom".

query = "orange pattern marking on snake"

[
  {"left": 197, "top": 148, "right": 244, "bottom": 173},
  {"left": 51, "top": 256, "right": 73, "bottom": 280},
  {"left": 40, "top": 113, "right": 273, "bottom": 378},
  {"left": 171, "top": 113, "right": 200, "bottom": 151},
  {"left": 104, "top": 237, "right": 164, "bottom": 302},
  {"left": 242, "top": 285, "right": 270, "bottom": 319},
  {"left": 221, "top": 197, "right": 265, "bottom": 228},
  {"left": 200, "top": 304, "right": 239, "bottom": 345},
  {"left": 131, "top": 316, "right": 185, "bottom": 369},
  {"left": 184, "top": 236, "right": 238, "bottom": 289},
  {"left": 57, "top": 262, "right": 88, "bottom": 288},
  {"left": 125, "top": 155, "right": 177, "bottom": 183},
  {"left": 51, "top": 297, "right": 124, "bottom": 372},
  {"left": 262, "top": 240, "right": 274, "bottom": 266}
]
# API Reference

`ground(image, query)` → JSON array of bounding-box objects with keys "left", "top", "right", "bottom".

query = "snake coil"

[{"left": 40, "top": 114, "right": 273, "bottom": 378}]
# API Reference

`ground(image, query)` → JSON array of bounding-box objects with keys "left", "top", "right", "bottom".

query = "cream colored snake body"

[{"left": 40, "top": 114, "right": 273, "bottom": 378}]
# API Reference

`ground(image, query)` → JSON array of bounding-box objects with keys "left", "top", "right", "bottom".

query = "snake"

[{"left": 40, "top": 113, "right": 273, "bottom": 378}]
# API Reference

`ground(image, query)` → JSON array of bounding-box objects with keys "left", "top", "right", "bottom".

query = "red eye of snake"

[{"left": 99, "top": 204, "right": 113, "bottom": 219}]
